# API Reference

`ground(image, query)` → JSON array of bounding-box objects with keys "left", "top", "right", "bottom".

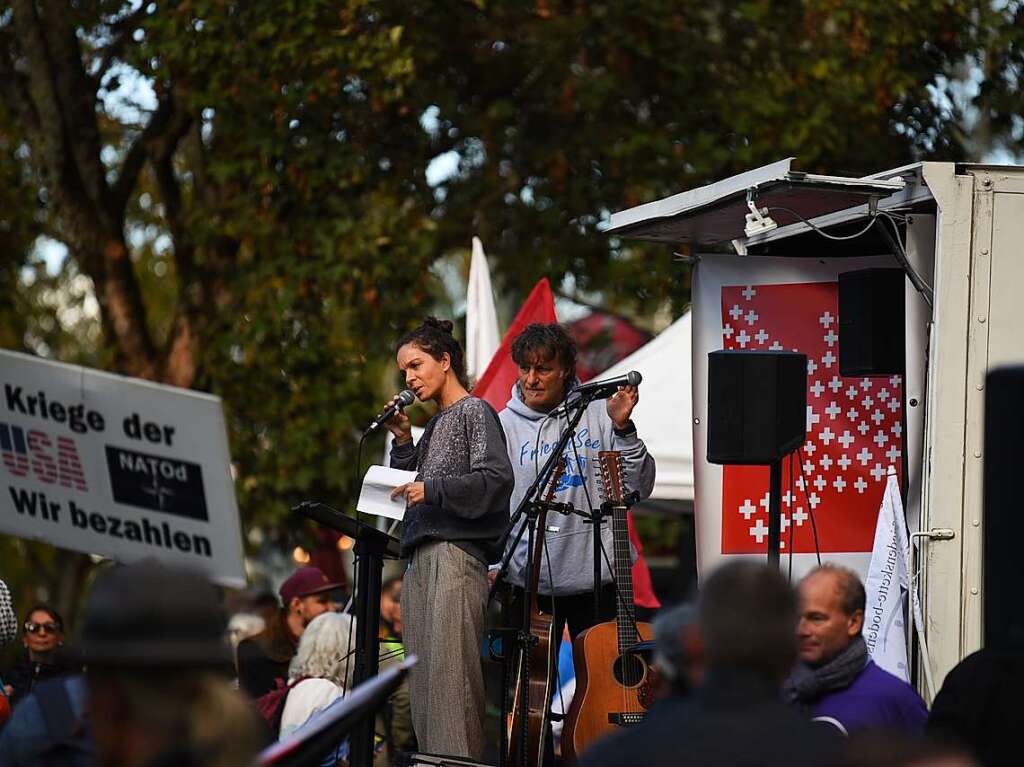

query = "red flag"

[
  {"left": 475, "top": 277, "right": 659, "bottom": 608},
  {"left": 718, "top": 281, "right": 904, "bottom": 554},
  {"left": 473, "top": 278, "right": 557, "bottom": 410},
  {"left": 627, "top": 513, "right": 661, "bottom": 609}
]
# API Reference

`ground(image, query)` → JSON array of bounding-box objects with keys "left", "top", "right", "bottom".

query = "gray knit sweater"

[{"left": 390, "top": 396, "right": 514, "bottom": 564}]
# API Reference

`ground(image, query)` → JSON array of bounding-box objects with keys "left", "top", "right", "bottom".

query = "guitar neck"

[{"left": 611, "top": 503, "right": 638, "bottom": 653}]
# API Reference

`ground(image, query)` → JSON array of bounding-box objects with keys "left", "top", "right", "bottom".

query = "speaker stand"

[{"left": 768, "top": 459, "right": 782, "bottom": 568}]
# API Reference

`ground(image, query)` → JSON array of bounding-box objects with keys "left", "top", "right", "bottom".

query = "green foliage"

[
  {"left": 135, "top": 1, "right": 444, "bottom": 527},
  {"left": 411, "top": 0, "right": 971, "bottom": 317},
  {"left": 0, "top": 0, "right": 980, "bottom": 597}
]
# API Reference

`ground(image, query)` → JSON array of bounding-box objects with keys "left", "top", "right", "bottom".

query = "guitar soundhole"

[{"left": 612, "top": 653, "right": 647, "bottom": 688}]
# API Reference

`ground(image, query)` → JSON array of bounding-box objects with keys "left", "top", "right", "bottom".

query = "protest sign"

[{"left": 0, "top": 349, "right": 245, "bottom": 587}]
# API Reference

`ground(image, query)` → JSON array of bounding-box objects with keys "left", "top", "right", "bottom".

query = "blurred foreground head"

[
  {"left": 80, "top": 560, "right": 264, "bottom": 767},
  {"left": 833, "top": 730, "right": 977, "bottom": 767},
  {"left": 698, "top": 560, "right": 798, "bottom": 683},
  {"left": 652, "top": 602, "right": 702, "bottom": 693}
]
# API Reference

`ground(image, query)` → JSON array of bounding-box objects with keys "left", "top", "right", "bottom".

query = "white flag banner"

[
  {"left": 466, "top": 236, "right": 500, "bottom": 381},
  {"left": 863, "top": 467, "right": 921, "bottom": 683}
]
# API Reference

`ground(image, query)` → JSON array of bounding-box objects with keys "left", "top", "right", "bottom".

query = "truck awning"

[{"left": 606, "top": 158, "right": 907, "bottom": 246}]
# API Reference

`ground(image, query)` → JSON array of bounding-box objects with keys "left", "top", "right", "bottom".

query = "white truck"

[{"left": 606, "top": 159, "right": 1024, "bottom": 695}]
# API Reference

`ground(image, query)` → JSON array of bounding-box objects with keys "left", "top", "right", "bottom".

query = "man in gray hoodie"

[{"left": 499, "top": 323, "right": 656, "bottom": 640}]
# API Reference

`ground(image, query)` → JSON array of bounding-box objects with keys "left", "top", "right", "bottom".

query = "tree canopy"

[{"left": 0, "top": 0, "right": 986, "bottom": 609}]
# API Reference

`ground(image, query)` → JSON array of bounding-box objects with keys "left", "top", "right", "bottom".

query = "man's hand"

[
  {"left": 606, "top": 385, "right": 639, "bottom": 430},
  {"left": 390, "top": 481, "right": 425, "bottom": 506}
]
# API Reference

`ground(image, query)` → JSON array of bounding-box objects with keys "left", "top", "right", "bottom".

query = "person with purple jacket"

[{"left": 784, "top": 564, "right": 927, "bottom": 735}]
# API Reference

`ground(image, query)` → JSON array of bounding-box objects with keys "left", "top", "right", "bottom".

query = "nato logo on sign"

[{"left": 104, "top": 446, "right": 209, "bottom": 521}]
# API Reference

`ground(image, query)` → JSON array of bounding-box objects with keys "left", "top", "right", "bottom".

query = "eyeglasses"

[{"left": 24, "top": 621, "right": 60, "bottom": 635}]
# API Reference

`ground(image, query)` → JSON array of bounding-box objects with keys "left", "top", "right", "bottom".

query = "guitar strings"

[{"left": 597, "top": 525, "right": 640, "bottom": 713}]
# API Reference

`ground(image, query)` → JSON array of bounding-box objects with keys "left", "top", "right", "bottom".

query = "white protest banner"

[
  {"left": 0, "top": 349, "right": 245, "bottom": 587},
  {"left": 863, "top": 467, "right": 912, "bottom": 680}
]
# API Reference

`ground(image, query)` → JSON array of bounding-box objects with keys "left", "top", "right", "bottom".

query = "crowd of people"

[
  {"left": 0, "top": 556, "right": 1015, "bottom": 767},
  {"left": 0, "top": 317, "right": 1018, "bottom": 766}
]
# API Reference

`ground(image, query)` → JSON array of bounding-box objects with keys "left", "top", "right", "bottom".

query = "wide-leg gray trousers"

[{"left": 401, "top": 541, "right": 488, "bottom": 760}]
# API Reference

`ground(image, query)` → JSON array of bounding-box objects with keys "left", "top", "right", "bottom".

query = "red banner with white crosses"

[{"left": 719, "top": 281, "right": 904, "bottom": 554}]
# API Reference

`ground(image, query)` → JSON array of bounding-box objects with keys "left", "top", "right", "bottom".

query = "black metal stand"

[
  {"left": 487, "top": 391, "right": 597, "bottom": 767},
  {"left": 584, "top": 504, "right": 611, "bottom": 623},
  {"left": 768, "top": 459, "right": 782, "bottom": 567},
  {"left": 293, "top": 502, "right": 401, "bottom": 767}
]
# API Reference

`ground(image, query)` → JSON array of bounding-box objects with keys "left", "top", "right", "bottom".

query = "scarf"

[{"left": 783, "top": 634, "right": 869, "bottom": 704}]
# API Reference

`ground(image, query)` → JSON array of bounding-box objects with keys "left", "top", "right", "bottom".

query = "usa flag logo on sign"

[{"left": 719, "top": 282, "right": 904, "bottom": 554}]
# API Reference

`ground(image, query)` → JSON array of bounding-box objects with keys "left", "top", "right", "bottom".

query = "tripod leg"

[{"left": 768, "top": 460, "right": 782, "bottom": 568}]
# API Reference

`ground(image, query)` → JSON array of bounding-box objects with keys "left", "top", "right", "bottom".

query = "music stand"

[{"left": 293, "top": 502, "right": 402, "bottom": 767}]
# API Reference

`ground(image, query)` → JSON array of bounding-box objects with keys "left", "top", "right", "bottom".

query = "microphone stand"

[
  {"left": 488, "top": 389, "right": 599, "bottom": 605},
  {"left": 488, "top": 389, "right": 599, "bottom": 767}
]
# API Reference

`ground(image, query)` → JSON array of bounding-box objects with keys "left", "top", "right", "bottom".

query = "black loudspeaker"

[
  {"left": 838, "top": 268, "right": 905, "bottom": 376},
  {"left": 707, "top": 350, "right": 808, "bottom": 465},
  {"left": 984, "top": 367, "right": 1024, "bottom": 650}
]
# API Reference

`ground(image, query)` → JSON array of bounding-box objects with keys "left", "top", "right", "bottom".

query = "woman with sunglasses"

[{"left": 3, "top": 604, "right": 79, "bottom": 705}]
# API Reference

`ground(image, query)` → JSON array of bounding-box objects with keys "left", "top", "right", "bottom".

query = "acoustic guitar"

[
  {"left": 562, "top": 450, "right": 653, "bottom": 762},
  {"left": 506, "top": 458, "right": 566, "bottom": 767}
]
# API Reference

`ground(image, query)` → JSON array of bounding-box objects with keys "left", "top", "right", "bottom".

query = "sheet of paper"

[{"left": 356, "top": 465, "right": 417, "bottom": 521}]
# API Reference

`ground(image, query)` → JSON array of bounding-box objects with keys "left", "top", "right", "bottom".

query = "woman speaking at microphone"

[{"left": 385, "top": 317, "right": 514, "bottom": 759}]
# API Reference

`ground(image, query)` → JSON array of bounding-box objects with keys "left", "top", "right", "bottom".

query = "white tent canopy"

[{"left": 599, "top": 312, "right": 693, "bottom": 501}]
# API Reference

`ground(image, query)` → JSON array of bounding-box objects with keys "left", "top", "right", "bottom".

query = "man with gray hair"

[
  {"left": 579, "top": 560, "right": 836, "bottom": 767},
  {"left": 784, "top": 563, "right": 927, "bottom": 734}
]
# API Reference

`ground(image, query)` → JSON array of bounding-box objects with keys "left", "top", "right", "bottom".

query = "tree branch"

[
  {"left": 112, "top": 92, "right": 192, "bottom": 214},
  {"left": 36, "top": 0, "right": 111, "bottom": 220},
  {"left": 10, "top": 0, "right": 67, "bottom": 180}
]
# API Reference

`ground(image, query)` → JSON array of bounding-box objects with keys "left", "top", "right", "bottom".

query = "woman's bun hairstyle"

[{"left": 422, "top": 317, "right": 455, "bottom": 335}]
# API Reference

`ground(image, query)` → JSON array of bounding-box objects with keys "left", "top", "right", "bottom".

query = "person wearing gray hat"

[{"left": 81, "top": 560, "right": 265, "bottom": 767}]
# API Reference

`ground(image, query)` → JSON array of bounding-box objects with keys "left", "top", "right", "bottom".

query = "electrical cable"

[
  {"left": 788, "top": 453, "right": 795, "bottom": 583},
  {"left": 766, "top": 203, "right": 934, "bottom": 304},
  {"left": 767, "top": 206, "right": 881, "bottom": 241},
  {"left": 796, "top": 446, "right": 823, "bottom": 566}
]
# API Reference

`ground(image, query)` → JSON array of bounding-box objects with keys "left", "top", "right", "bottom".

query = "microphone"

[
  {"left": 570, "top": 371, "right": 642, "bottom": 400},
  {"left": 364, "top": 390, "right": 416, "bottom": 434}
]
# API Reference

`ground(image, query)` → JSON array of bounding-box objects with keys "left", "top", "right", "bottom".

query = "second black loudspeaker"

[
  {"left": 838, "top": 268, "right": 905, "bottom": 376},
  {"left": 707, "top": 350, "right": 808, "bottom": 465}
]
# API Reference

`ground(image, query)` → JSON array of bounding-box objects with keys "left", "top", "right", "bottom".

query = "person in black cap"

[
  {"left": 236, "top": 566, "right": 341, "bottom": 699},
  {"left": 81, "top": 559, "right": 265, "bottom": 767}
]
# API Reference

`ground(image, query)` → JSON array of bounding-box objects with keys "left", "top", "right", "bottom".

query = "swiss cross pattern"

[{"left": 719, "top": 282, "right": 904, "bottom": 554}]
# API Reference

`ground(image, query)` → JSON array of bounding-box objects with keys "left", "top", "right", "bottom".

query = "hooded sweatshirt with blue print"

[{"left": 498, "top": 382, "right": 656, "bottom": 596}]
